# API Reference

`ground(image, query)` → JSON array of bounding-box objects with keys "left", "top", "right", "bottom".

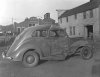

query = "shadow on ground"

[
  {"left": 91, "top": 58, "right": 100, "bottom": 77},
  {"left": 38, "top": 54, "right": 78, "bottom": 66}
]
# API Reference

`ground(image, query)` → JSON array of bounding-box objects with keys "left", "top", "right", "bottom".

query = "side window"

[
  {"left": 32, "top": 30, "right": 48, "bottom": 37},
  {"left": 32, "top": 31, "right": 37, "bottom": 37},
  {"left": 40, "top": 30, "right": 48, "bottom": 37},
  {"left": 32, "top": 30, "right": 47, "bottom": 37},
  {"left": 57, "top": 30, "right": 66, "bottom": 37},
  {"left": 49, "top": 30, "right": 66, "bottom": 37},
  {"left": 49, "top": 30, "right": 56, "bottom": 37}
]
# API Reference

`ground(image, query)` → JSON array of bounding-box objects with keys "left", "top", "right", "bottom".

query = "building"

[
  {"left": 56, "top": 9, "right": 66, "bottom": 17},
  {"left": 15, "top": 17, "right": 42, "bottom": 33},
  {"left": 1, "top": 13, "right": 56, "bottom": 35},
  {"left": 1, "top": 24, "right": 15, "bottom": 33},
  {"left": 42, "top": 13, "right": 55, "bottom": 25},
  {"left": 15, "top": 13, "right": 56, "bottom": 34},
  {"left": 0, "top": 25, "right": 3, "bottom": 33},
  {"left": 57, "top": 0, "right": 100, "bottom": 40}
]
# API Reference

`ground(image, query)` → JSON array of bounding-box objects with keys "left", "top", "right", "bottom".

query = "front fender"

[{"left": 70, "top": 40, "right": 92, "bottom": 53}]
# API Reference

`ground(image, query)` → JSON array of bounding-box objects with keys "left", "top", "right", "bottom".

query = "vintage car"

[{"left": 2, "top": 25, "right": 93, "bottom": 67}]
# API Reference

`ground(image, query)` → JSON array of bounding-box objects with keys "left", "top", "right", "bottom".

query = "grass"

[
  {"left": 0, "top": 36, "right": 16, "bottom": 54},
  {"left": 0, "top": 36, "right": 15, "bottom": 47}
]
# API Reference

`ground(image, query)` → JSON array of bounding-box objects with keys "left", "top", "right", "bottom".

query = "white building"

[
  {"left": 56, "top": 9, "right": 66, "bottom": 17},
  {"left": 57, "top": 0, "right": 100, "bottom": 40}
]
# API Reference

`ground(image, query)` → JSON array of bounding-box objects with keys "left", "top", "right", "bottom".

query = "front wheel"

[
  {"left": 80, "top": 46, "right": 93, "bottom": 60},
  {"left": 22, "top": 51, "right": 39, "bottom": 67}
]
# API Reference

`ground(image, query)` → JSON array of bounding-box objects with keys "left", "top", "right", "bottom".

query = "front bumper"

[{"left": 2, "top": 52, "right": 13, "bottom": 60}]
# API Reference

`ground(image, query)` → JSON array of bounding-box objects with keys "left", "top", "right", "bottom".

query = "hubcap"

[
  {"left": 83, "top": 48, "right": 90, "bottom": 57},
  {"left": 26, "top": 55, "right": 35, "bottom": 64}
]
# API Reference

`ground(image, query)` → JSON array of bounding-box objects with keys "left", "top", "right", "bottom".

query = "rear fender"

[{"left": 13, "top": 44, "right": 43, "bottom": 61}]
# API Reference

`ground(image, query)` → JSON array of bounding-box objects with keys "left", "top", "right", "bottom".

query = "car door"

[
  {"left": 33, "top": 30, "right": 51, "bottom": 57},
  {"left": 49, "top": 29, "right": 69, "bottom": 55}
]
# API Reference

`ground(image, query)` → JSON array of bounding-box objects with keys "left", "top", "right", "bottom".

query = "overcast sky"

[{"left": 0, "top": 0, "right": 89, "bottom": 25}]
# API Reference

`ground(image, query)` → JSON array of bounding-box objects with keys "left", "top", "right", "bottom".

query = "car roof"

[
  {"left": 36, "top": 25, "right": 51, "bottom": 30},
  {"left": 24, "top": 24, "right": 64, "bottom": 33},
  {"left": 50, "top": 25, "right": 64, "bottom": 30},
  {"left": 36, "top": 25, "right": 64, "bottom": 31}
]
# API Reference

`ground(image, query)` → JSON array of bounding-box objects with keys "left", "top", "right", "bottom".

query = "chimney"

[{"left": 44, "top": 13, "right": 50, "bottom": 19}]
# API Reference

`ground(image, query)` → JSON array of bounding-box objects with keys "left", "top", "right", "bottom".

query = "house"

[
  {"left": 14, "top": 17, "right": 41, "bottom": 33},
  {"left": 1, "top": 24, "right": 15, "bottom": 34},
  {"left": 2, "top": 13, "right": 56, "bottom": 35},
  {"left": 56, "top": 9, "right": 66, "bottom": 17},
  {"left": 15, "top": 13, "right": 56, "bottom": 34},
  {"left": 57, "top": 0, "right": 100, "bottom": 40},
  {"left": 42, "top": 13, "right": 55, "bottom": 25}
]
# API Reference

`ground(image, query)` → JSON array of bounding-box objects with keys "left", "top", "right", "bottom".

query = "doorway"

[{"left": 86, "top": 25, "right": 93, "bottom": 38}]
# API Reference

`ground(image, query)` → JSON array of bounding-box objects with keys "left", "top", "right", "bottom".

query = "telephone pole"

[{"left": 12, "top": 17, "right": 15, "bottom": 36}]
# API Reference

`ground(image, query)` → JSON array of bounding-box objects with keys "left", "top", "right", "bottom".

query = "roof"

[{"left": 59, "top": 0, "right": 100, "bottom": 19}]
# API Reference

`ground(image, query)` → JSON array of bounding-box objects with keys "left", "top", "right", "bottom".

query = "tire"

[
  {"left": 22, "top": 51, "right": 39, "bottom": 67},
  {"left": 80, "top": 46, "right": 93, "bottom": 60}
]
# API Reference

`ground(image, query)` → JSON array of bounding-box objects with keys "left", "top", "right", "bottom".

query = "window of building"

[
  {"left": 73, "top": 26, "right": 75, "bottom": 35},
  {"left": 60, "top": 18, "right": 62, "bottom": 23},
  {"left": 83, "top": 11, "right": 86, "bottom": 19},
  {"left": 29, "top": 24, "right": 32, "bottom": 27},
  {"left": 29, "top": 24, "right": 35, "bottom": 27},
  {"left": 70, "top": 26, "right": 72, "bottom": 35},
  {"left": 33, "top": 24, "right": 35, "bottom": 26},
  {"left": 90, "top": 10, "right": 93, "bottom": 18},
  {"left": 17, "top": 27, "right": 21, "bottom": 33},
  {"left": 66, "top": 17, "right": 68, "bottom": 22},
  {"left": 70, "top": 26, "right": 76, "bottom": 35},
  {"left": 75, "top": 14, "right": 77, "bottom": 19}
]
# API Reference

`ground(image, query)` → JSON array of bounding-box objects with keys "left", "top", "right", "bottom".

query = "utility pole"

[{"left": 12, "top": 17, "right": 15, "bottom": 36}]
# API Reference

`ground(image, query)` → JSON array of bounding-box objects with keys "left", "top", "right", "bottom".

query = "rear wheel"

[
  {"left": 22, "top": 51, "right": 39, "bottom": 67},
  {"left": 80, "top": 46, "right": 93, "bottom": 60}
]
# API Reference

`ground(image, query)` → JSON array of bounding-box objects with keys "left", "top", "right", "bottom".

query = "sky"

[{"left": 0, "top": 0, "right": 89, "bottom": 26}]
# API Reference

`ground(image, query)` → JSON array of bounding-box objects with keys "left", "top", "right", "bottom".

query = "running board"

[{"left": 41, "top": 54, "right": 66, "bottom": 60}]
